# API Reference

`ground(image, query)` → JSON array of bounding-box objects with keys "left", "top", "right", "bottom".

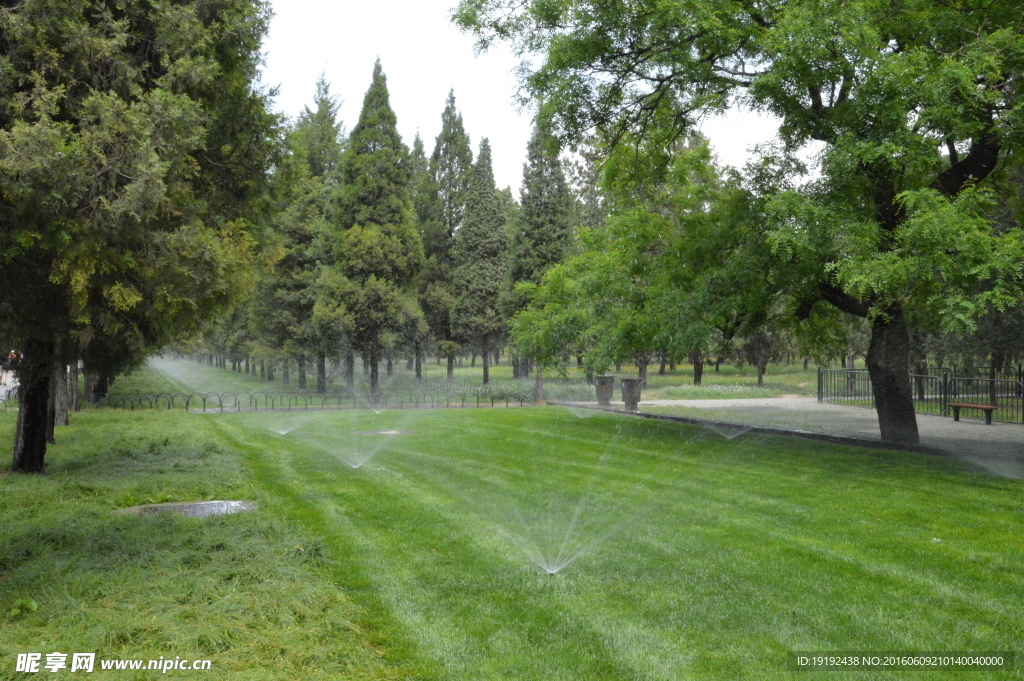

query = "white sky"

[{"left": 260, "top": 0, "right": 784, "bottom": 191}]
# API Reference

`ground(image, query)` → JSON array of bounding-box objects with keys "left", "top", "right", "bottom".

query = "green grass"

[
  {"left": 217, "top": 408, "right": 1023, "bottom": 680},
  {"left": 4, "top": 361, "right": 1022, "bottom": 679},
  {"left": 0, "top": 410, "right": 415, "bottom": 680}
]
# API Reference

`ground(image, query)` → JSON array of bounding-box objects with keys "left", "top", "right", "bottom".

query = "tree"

[
  {"left": 255, "top": 76, "right": 344, "bottom": 391},
  {"left": 423, "top": 91, "right": 474, "bottom": 378},
  {"left": 408, "top": 133, "right": 442, "bottom": 379},
  {"left": 1, "top": 0, "right": 279, "bottom": 472},
  {"left": 505, "top": 126, "right": 575, "bottom": 377},
  {"left": 456, "top": 0, "right": 1024, "bottom": 443},
  {"left": 320, "top": 61, "right": 423, "bottom": 403},
  {"left": 452, "top": 139, "right": 508, "bottom": 384}
]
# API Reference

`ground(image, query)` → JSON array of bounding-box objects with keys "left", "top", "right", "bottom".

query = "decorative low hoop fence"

[{"left": 91, "top": 387, "right": 537, "bottom": 413}]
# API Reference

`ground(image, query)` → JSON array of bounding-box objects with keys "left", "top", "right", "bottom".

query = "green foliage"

[
  {"left": 335, "top": 62, "right": 414, "bottom": 235},
  {"left": 456, "top": 0, "right": 1024, "bottom": 440},
  {"left": 293, "top": 74, "right": 345, "bottom": 180},
  {"left": 451, "top": 139, "right": 507, "bottom": 350},
  {"left": 428, "top": 90, "right": 475, "bottom": 263},
  {"left": 246, "top": 76, "right": 345, "bottom": 375},
  {"left": 512, "top": 135, "right": 766, "bottom": 377},
  {"left": 504, "top": 127, "right": 574, "bottom": 319},
  {"left": 320, "top": 62, "right": 423, "bottom": 393},
  {"left": 0, "top": 0, "right": 279, "bottom": 388},
  {"left": 9, "top": 598, "right": 38, "bottom": 618}
]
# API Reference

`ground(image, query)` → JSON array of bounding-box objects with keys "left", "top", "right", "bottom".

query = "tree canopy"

[
  {"left": 452, "top": 139, "right": 508, "bottom": 384},
  {"left": 456, "top": 0, "right": 1024, "bottom": 442},
  {"left": 319, "top": 61, "right": 424, "bottom": 403},
  {"left": 0, "top": 0, "right": 280, "bottom": 471}
]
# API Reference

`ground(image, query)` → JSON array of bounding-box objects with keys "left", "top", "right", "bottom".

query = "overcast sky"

[{"left": 260, "top": 0, "right": 784, "bottom": 192}]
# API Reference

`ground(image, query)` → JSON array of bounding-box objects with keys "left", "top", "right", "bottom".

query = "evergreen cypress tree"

[
  {"left": 319, "top": 60, "right": 423, "bottom": 403},
  {"left": 429, "top": 90, "right": 474, "bottom": 260},
  {"left": 452, "top": 139, "right": 507, "bottom": 385},
  {"left": 295, "top": 73, "right": 344, "bottom": 178},
  {"left": 259, "top": 75, "right": 343, "bottom": 392},
  {"left": 410, "top": 133, "right": 441, "bottom": 237},
  {"left": 423, "top": 90, "right": 474, "bottom": 378},
  {"left": 406, "top": 133, "right": 439, "bottom": 379},
  {"left": 505, "top": 126, "right": 574, "bottom": 377}
]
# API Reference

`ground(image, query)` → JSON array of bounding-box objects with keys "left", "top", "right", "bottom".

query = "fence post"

[
  {"left": 817, "top": 366, "right": 822, "bottom": 403},
  {"left": 941, "top": 372, "right": 949, "bottom": 416}
]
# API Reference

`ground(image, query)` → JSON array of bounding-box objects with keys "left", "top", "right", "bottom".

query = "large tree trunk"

[
  {"left": 866, "top": 304, "right": 920, "bottom": 444},
  {"left": 11, "top": 340, "right": 54, "bottom": 473},
  {"left": 344, "top": 351, "right": 355, "bottom": 396},
  {"left": 692, "top": 353, "right": 704, "bottom": 386},
  {"left": 369, "top": 346, "right": 380, "bottom": 406},
  {"left": 414, "top": 341, "right": 422, "bottom": 380},
  {"left": 94, "top": 375, "right": 109, "bottom": 401},
  {"left": 482, "top": 335, "right": 490, "bottom": 386},
  {"left": 636, "top": 352, "right": 649, "bottom": 389},
  {"left": 316, "top": 354, "right": 326, "bottom": 393},
  {"left": 70, "top": 360, "right": 80, "bottom": 412},
  {"left": 282, "top": 361, "right": 290, "bottom": 385},
  {"left": 298, "top": 355, "right": 307, "bottom": 390},
  {"left": 53, "top": 362, "right": 69, "bottom": 427},
  {"left": 446, "top": 354, "right": 454, "bottom": 380},
  {"left": 46, "top": 367, "right": 57, "bottom": 444}
]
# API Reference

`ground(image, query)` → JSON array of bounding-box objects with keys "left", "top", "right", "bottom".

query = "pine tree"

[
  {"left": 410, "top": 134, "right": 442, "bottom": 237},
  {"left": 319, "top": 60, "right": 423, "bottom": 403},
  {"left": 295, "top": 74, "right": 345, "bottom": 179},
  {"left": 423, "top": 91, "right": 474, "bottom": 378},
  {"left": 254, "top": 77, "right": 344, "bottom": 392},
  {"left": 407, "top": 133, "right": 439, "bottom": 379},
  {"left": 429, "top": 90, "right": 474, "bottom": 261},
  {"left": 452, "top": 139, "right": 507, "bottom": 385},
  {"left": 505, "top": 127, "right": 574, "bottom": 377}
]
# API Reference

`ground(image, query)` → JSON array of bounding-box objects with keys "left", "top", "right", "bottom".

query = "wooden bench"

[{"left": 948, "top": 402, "right": 998, "bottom": 425}]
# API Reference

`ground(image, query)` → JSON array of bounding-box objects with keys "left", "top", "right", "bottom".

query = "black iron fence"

[
  {"left": 94, "top": 386, "right": 536, "bottom": 412},
  {"left": 0, "top": 384, "right": 539, "bottom": 413},
  {"left": 818, "top": 369, "right": 1024, "bottom": 424}
]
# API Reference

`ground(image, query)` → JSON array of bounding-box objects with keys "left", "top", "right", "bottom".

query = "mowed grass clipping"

[
  {"left": 213, "top": 406, "right": 1024, "bottom": 681},
  {"left": 0, "top": 409, "right": 416, "bottom": 681}
]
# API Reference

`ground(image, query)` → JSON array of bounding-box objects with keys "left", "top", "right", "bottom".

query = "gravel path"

[{"left": 565, "top": 397, "right": 1024, "bottom": 479}]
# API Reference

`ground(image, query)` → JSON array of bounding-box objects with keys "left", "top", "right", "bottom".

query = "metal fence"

[
  {"left": 818, "top": 369, "right": 1024, "bottom": 424},
  {"left": 94, "top": 387, "right": 536, "bottom": 412}
]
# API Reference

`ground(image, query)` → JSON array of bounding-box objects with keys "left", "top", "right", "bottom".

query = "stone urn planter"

[
  {"left": 620, "top": 378, "right": 642, "bottom": 412},
  {"left": 595, "top": 375, "right": 615, "bottom": 406}
]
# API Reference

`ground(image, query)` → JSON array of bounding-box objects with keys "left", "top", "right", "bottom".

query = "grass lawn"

[
  {"left": 0, "top": 409, "right": 417, "bottom": 680},
  {"left": 2, "top": 360, "right": 1022, "bottom": 679}
]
